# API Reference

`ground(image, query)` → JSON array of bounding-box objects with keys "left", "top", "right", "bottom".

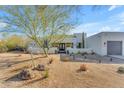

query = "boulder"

[
  {"left": 35, "top": 64, "right": 45, "bottom": 71},
  {"left": 18, "top": 69, "right": 32, "bottom": 80}
]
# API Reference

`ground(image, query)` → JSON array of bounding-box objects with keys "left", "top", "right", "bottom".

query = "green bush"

[
  {"left": 0, "top": 41, "right": 8, "bottom": 53},
  {"left": 5, "top": 35, "right": 27, "bottom": 51},
  {"left": 0, "top": 35, "right": 31, "bottom": 52}
]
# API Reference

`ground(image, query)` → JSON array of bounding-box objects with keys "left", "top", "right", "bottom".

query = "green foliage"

[
  {"left": 0, "top": 35, "right": 29, "bottom": 52},
  {"left": 0, "top": 35, "right": 29, "bottom": 51},
  {"left": 0, "top": 40, "right": 8, "bottom": 52},
  {"left": 5, "top": 35, "right": 27, "bottom": 50}
]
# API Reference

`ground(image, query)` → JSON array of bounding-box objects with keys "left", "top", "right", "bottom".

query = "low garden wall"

[
  {"left": 66, "top": 48, "right": 93, "bottom": 54},
  {"left": 27, "top": 47, "right": 58, "bottom": 54},
  {"left": 27, "top": 47, "right": 93, "bottom": 54}
]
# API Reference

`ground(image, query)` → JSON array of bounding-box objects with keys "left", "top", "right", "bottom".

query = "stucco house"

[
  {"left": 27, "top": 31, "right": 124, "bottom": 56},
  {"left": 27, "top": 32, "right": 92, "bottom": 54},
  {"left": 87, "top": 32, "right": 124, "bottom": 56}
]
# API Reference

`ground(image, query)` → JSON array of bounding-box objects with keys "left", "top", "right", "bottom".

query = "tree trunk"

[{"left": 30, "top": 52, "right": 35, "bottom": 68}]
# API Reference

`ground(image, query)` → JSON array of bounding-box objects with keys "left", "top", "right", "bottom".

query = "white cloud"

[
  {"left": 121, "top": 22, "right": 124, "bottom": 25},
  {"left": 0, "top": 22, "right": 7, "bottom": 28},
  {"left": 108, "top": 5, "right": 121, "bottom": 11},
  {"left": 71, "top": 22, "right": 102, "bottom": 36},
  {"left": 114, "top": 27, "right": 121, "bottom": 31},
  {"left": 113, "top": 12, "right": 124, "bottom": 19},
  {"left": 110, "top": 11, "right": 124, "bottom": 25},
  {"left": 100, "top": 26, "right": 121, "bottom": 32},
  {"left": 100, "top": 26, "right": 111, "bottom": 31}
]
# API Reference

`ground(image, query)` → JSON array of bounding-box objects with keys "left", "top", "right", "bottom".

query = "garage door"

[{"left": 107, "top": 41, "right": 122, "bottom": 55}]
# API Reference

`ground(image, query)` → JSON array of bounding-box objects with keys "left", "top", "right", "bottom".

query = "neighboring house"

[
  {"left": 87, "top": 32, "right": 124, "bottom": 56},
  {"left": 27, "top": 32, "right": 90, "bottom": 54}
]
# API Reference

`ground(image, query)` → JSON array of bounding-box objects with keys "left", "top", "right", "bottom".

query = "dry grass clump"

[
  {"left": 48, "top": 57, "right": 54, "bottom": 64},
  {"left": 79, "top": 64, "right": 87, "bottom": 71}
]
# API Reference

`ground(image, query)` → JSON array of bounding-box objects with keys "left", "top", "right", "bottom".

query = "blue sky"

[
  {"left": 0, "top": 5, "right": 124, "bottom": 38},
  {"left": 71, "top": 5, "right": 124, "bottom": 36}
]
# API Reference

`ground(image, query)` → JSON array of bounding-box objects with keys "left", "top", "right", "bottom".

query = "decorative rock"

[
  {"left": 18, "top": 54, "right": 21, "bottom": 56},
  {"left": 118, "top": 66, "right": 124, "bottom": 73},
  {"left": 35, "top": 64, "right": 45, "bottom": 71},
  {"left": 18, "top": 69, "right": 32, "bottom": 80},
  {"left": 7, "top": 64, "right": 12, "bottom": 67}
]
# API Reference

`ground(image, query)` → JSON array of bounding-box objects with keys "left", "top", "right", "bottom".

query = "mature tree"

[{"left": 0, "top": 5, "right": 77, "bottom": 57}]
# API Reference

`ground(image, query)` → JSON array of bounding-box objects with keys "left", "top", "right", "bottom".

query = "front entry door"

[{"left": 59, "top": 43, "right": 65, "bottom": 51}]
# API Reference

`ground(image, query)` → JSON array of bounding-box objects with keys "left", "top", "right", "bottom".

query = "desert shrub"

[
  {"left": 118, "top": 66, "right": 124, "bottom": 73},
  {"left": 80, "top": 64, "right": 87, "bottom": 71},
  {"left": 70, "top": 52, "right": 73, "bottom": 56},
  {"left": 81, "top": 52, "right": 88, "bottom": 56},
  {"left": 91, "top": 51, "right": 95, "bottom": 55},
  {"left": 43, "top": 69, "right": 49, "bottom": 78}
]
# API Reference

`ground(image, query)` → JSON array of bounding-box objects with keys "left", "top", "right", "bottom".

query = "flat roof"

[{"left": 88, "top": 31, "right": 124, "bottom": 38}]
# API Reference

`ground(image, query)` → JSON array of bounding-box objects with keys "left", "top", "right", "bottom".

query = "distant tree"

[{"left": 5, "top": 35, "right": 27, "bottom": 50}]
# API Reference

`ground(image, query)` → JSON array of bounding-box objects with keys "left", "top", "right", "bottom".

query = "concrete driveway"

[{"left": 109, "top": 55, "right": 124, "bottom": 60}]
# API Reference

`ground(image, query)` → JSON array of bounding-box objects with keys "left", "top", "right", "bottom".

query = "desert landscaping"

[{"left": 0, "top": 52, "right": 124, "bottom": 88}]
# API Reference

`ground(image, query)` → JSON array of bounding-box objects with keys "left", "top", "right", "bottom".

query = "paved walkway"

[{"left": 109, "top": 55, "right": 124, "bottom": 60}]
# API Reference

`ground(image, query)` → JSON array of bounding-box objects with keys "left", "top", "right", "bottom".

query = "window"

[
  {"left": 77, "top": 42, "right": 81, "bottom": 48},
  {"left": 71, "top": 43, "right": 73, "bottom": 48}
]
